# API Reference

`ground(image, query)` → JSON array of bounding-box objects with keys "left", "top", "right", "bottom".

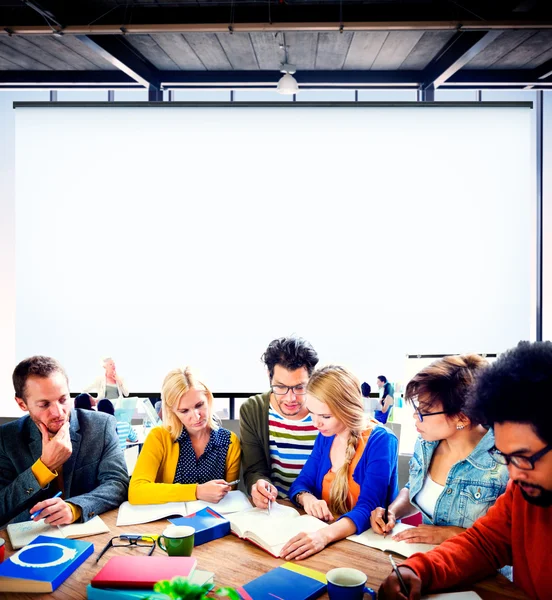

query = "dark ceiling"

[{"left": 0, "top": 0, "right": 551, "bottom": 92}]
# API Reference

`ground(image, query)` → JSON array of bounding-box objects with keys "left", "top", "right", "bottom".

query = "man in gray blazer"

[{"left": 0, "top": 355, "right": 129, "bottom": 528}]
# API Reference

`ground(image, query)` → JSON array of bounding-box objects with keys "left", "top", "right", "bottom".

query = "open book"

[
  {"left": 226, "top": 503, "right": 328, "bottom": 558},
  {"left": 116, "top": 490, "right": 252, "bottom": 526},
  {"left": 347, "top": 523, "right": 436, "bottom": 558},
  {"left": 7, "top": 515, "right": 110, "bottom": 550}
]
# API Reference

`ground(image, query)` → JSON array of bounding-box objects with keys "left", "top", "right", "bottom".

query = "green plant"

[{"left": 151, "top": 576, "right": 241, "bottom": 600}]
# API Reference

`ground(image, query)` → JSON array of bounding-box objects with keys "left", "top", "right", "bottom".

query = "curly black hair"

[
  {"left": 470, "top": 341, "right": 552, "bottom": 445},
  {"left": 261, "top": 336, "right": 319, "bottom": 380}
]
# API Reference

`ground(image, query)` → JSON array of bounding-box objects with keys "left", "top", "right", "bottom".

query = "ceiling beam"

[
  {"left": 75, "top": 35, "right": 161, "bottom": 90},
  {"left": 448, "top": 70, "right": 550, "bottom": 85},
  {"left": 159, "top": 71, "right": 421, "bottom": 86},
  {"left": 421, "top": 30, "right": 503, "bottom": 89},
  {"left": 1, "top": 69, "right": 551, "bottom": 90},
  {"left": 2, "top": 21, "right": 552, "bottom": 36},
  {"left": 0, "top": 70, "right": 136, "bottom": 85},
  {"left": 534, "top": 57, "right": 552, "bottom": 81}
]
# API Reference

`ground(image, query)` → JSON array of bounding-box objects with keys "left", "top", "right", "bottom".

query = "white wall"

[
  {"left": 0, "top": 89, "right": 549, "bottom": 419},
  {"left": 13, "top": 102, "right": 532, "bottom": 397}
]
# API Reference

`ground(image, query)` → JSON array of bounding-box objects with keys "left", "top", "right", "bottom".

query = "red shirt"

[{"left": 406, "top": 479, "right": 552, "bottom": 599}]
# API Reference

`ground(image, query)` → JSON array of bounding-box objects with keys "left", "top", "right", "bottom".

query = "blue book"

[
  {"left": 169, "top": 507, "right": 230, "bottom": 546},
  {"left": 0, "top": 534, "right": 93, "bottom": 592},
  {"left": 86, "top": 570, "right": 214, "bottom": 600},
  {"left": 86, "top": 584, "right": 170, "bottom": 600},
  {"left": 237, "top": 562, "right": 326, "bottom": 600}
]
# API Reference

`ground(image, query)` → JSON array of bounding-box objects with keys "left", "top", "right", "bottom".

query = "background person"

[
  {"left": 370, "top": 355, "right": 509, "bottom": 545},
  {"left": 375, "top": 375, "right": 394, "bottom": 424},
  {"left": 281, "top": 365, "right": 399, "bottom": 560},
  {"left": 129, "top": 366, "right": 240, "bottom": 504},
  {"left": 74, "top": 393, "right": 95, "bottom": 411},
  {"left": 240, "top": 336, "right": 320, "bottom": 509},
  {"left": 97, "top": 398, "right": 139, "bottom": 450},
  {"left": 84, "top": 357, "right": 129, "bottom": 401}
]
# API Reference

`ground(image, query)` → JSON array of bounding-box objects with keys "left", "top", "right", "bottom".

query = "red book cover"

[{"left": 91, "top": 556, "right": 197, "bottom": 589}]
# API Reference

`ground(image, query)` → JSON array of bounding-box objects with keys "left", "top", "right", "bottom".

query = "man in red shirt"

[{"left": 379, "top": 341, "right": 552, "bottom": 600}]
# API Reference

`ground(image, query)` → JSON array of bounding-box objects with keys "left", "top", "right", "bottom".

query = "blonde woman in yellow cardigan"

[{"left": 129, "top": 367, "right": 241, "bottom": 504}]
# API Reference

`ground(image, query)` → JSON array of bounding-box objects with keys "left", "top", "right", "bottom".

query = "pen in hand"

[
  {"left": 388, "top": 554, "right": 409, "bottom": 597},
  {"left": 383, "top": 505, "right": 389, "bottom": 538},
  {"left": 226, "top": 479, "right": 240, "bottom": 486},
  {"left": 265, "top": 483, "right": 272, "bottom": 516},
  {"left": 30, "top": 491, "right": 63, "bottom": 520}
]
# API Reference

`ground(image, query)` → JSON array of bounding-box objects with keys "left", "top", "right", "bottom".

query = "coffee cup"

[
  {"left": 157, "top": 525, "right": 195, "bottom": 557},
  {"left": 326, "top": 567, "right": 375, "bottom": 600}
]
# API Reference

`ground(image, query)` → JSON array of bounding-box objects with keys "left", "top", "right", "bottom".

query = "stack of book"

[{"left": 87, "top": 555, "right": 214, "bottom": 600}]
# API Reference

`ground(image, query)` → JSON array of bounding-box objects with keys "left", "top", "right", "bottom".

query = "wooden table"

[{"left": 0, "top": 509, "right": 527, "bottom": 600}]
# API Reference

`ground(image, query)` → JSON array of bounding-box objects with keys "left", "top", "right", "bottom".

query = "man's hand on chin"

[{"left": 39, "top": 420, "right": 72, "bottom": 472}]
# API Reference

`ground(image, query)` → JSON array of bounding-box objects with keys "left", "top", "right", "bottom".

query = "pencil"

[{"left": 389, "top": 555, "right": 408, "bottom": 597}]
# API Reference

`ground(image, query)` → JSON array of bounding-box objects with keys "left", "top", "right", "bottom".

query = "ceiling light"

[{"left": 277, "top": 63, "right": 298, "bottom": 96}]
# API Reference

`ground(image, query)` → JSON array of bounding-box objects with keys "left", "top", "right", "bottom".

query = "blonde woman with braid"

[{"left": 281, "top": 366, "right": 399, "bottom": 561}]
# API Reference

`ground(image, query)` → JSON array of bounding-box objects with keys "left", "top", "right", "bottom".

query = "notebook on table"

[
  {"left": 86, "top": 569, "right": 214, "bottom": 599},
  {"left": 237, "top": 562, "right": 326, "bottom": 600},
  {"left": 116, "top": 490, "right": 252, "bottom": 526},
  {"left": 0, "top": 535, "right": 93, "bottom": 593},
  {"left": 226, "top": 503, "right": 327, "bottom": 558},
  {"left": 7, "top": 515, "right": 110, "bottom": 549},
  {"left": 347, "top": 523, "right": 437, "bottom": 558},
  {"left": 91, "top": 556, "right": 197, "bottom": 589}
]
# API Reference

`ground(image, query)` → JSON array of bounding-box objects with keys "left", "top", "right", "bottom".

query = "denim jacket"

[{"left": 406, "top": 429, "right": 509, "bottom": 528}]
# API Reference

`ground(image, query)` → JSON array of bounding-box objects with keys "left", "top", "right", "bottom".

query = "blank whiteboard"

[{"left": 13, "top": 102, "right": 533, "bottom": 395}]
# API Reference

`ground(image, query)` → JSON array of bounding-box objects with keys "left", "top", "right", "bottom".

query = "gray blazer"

[{"left": 0, "top": 409, "right": 129, "bottom": 527}]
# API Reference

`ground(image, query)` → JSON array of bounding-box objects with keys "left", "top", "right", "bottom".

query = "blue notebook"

[
  {"left": 0, "top": 534, "right": 93, "bottom": 592},
  {"left": 169, "top": 507, "right": 230, "bottom": 546},
  {"left": 237, "top": 562, "right": 326, "bottom": 600}
]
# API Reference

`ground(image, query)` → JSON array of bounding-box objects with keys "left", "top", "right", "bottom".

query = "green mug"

[{"left": 157, "top": 525, "right": 195, "bottom": 557}]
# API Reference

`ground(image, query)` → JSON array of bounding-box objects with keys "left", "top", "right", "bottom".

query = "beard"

[{"left": 515, "top": 481, "right": 552, "bottom": 507}]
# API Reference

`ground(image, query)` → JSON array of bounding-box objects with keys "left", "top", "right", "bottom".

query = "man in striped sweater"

[{"left": 240, "top": 336, "right": 319, "bottom": 508}]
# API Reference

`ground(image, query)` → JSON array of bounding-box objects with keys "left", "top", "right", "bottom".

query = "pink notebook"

[{"left": 91, "top": 556, "right": 197, "bottom": 589}]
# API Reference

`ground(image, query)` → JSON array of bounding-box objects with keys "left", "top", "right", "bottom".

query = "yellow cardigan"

[{"left": 129, "top": 426, "right": 241, "bottom": 505}]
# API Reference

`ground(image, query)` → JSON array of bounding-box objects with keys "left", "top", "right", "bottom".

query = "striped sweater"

[{"left": 268, "top": 407, "right": 318, "bottom": 497}]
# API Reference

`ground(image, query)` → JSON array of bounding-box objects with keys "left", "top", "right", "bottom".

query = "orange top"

[{"left": 321, "top": 429, "right": 373, "bottom": 512}]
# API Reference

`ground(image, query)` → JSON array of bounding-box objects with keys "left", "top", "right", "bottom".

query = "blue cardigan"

[{"left": 288, "top": 425, "right": 399, "bottom": 534}]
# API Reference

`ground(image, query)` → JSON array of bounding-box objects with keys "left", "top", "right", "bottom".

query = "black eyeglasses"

[
  {"left": 488, "top": 444, "right": 552, "bottom": 471},
  {"left": 411, "top": 399, "right": 447, "bottom": 422},
  {"left": 96, "top": 534, "right": 156, "bottom": 562},
  {"left": 271, "top": 384, "right": 307, "bottom": 396}
]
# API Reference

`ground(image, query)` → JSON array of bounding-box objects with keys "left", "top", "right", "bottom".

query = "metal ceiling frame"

[{"left": 1, "top": 68, "right": 552, "bottom": 90}]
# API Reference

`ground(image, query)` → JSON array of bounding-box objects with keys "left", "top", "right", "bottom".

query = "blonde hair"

[
  {"left": 307, "top": 365, "right": 370, "bottom": 516},
  {"left": 161, "top": 366, "right": 218, "bottom": 442}
]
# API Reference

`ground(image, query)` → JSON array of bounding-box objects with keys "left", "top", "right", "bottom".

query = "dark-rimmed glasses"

[
  {"left": 271, "top": 384, "right": 307, "bottom": 396},
  {"left": 96, "top": 534, "right": 156, "bottom": 562},
  {"left": 488, "top": 444, "right": 552, "bottom": 471},
  {"left": 411, "top": 399, "right": 447, "bottom": 422}
]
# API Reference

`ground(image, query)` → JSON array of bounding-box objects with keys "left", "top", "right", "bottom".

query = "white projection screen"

[{"left": 14, "top": 102, "right": 533, "bottom": 395}]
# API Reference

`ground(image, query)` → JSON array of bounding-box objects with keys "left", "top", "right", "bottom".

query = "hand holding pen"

[
  {"left": 250, "top": 478, "right": 276, "bottom": 511},
  {"left": 379, "top": 554, "right": 423, "bottom": 600},
  {"left": 29, "top": 491, "right": 74, "bottom": 526}
]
